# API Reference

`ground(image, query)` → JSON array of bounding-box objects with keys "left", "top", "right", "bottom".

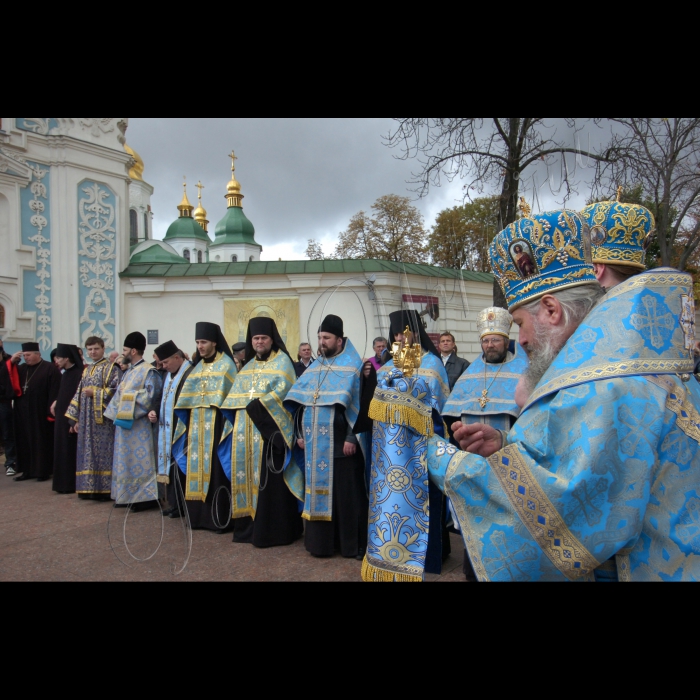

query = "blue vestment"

[
  {"left": 443, "top": 345, "right": 529, "bottom": 432},
  {"left": 284, "top": 339, "right": 363, "bottom": 521},
  {"left": 156, "top": 360, "right": 192, "bottom": 482},
  {"left": 104, "top": 359, "right": 163, "bottom": 504},
  {"left": 428, "top": 268, "right": 700, "bottom": 581},
  {"left": 363, "top": 352, "right": 450, "bottom": 582}
]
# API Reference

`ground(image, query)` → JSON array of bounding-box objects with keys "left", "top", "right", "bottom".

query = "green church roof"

[
  {"left": 212, "top": 206, "right": 260, "bottom": 248},
  {"left": 120, "top": 258, "right": 494, "bottom": 282},
  {"left": 164, "top": 216, "right": 211, "bottom": 243},
  {"left": 129, "top": 240, "right": 189, "bottom": 265}
]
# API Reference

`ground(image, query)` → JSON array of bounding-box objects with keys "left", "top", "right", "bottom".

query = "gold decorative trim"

[
  {"left": 508, "top": 279, "right": 598, "bottom": 311},
  {"left": 648, "top": 375, "right": 700, "bottom": 444},
  {"left": 607, "top": 269, "right": 692, "bottom": 300},
  {"left": 616, "top": 554, "right": 632, "bottom": 582},
  {"left": 524, "top": 359, "right": 694, "bottom": 411},
  {"left": 487, "top": 445, "right": 601, "bottom": 580},
  {"left": 592, "top": 246, "right": 646, "bottom": 269},
  {"left": 361, "top": 556, "right": 422, "bottom": 583}
]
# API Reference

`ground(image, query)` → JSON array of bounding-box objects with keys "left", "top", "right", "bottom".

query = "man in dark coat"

[
  {"left": 439, "top": 332, "right": 470, "bottom": 391},
  {"left": 11, "top": 343, "right": 61, "bottom": 482},
  {"left": 52, "top": 344, "right": 85, "bottom": 494}
]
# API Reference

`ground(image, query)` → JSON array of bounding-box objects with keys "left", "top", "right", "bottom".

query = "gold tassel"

[
  {"left": 361, "top": 557, "right": 423, "bottom": 583},
  {"left": 368, "top": 400, "right": 433, "bottom": 437}
]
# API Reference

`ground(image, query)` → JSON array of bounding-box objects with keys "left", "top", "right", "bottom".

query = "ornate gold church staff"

[{"left": 391, "top": 327, "right": 422, "bottom": 378}]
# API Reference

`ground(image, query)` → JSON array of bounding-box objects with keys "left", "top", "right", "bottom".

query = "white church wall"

[
  {"left": 0, "top": 119, "right": 132, "bottom": 356},
  {"left": 122, "top": 272, "right": 496, "bottom": 362}
]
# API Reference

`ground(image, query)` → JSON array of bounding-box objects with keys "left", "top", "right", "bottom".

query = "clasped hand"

[{"left": 451, "top": 421, "right": 503, "bottom": 458}]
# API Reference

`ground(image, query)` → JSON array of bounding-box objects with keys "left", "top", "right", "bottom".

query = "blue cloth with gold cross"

[
  {"left": 428, "top": 268, "right": 700, "bottom": 581},
  {"left": 284, "top": 338, "right": 363, "bottom": 521}
]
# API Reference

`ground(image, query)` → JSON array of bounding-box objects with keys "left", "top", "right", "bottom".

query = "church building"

[{"left": 0, "top": 117, "right": 496, "bottom": 361}]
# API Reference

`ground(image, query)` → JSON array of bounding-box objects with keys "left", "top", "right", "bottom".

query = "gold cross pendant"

[
  {"left": 313, "top": 389, "right": 320, "bottom": 405},
  {"left": 249, "top": 385, "right": 256, "bottom": 400},
  {"left": 479, "top": 390, "right": 489, "bottom": 410}
]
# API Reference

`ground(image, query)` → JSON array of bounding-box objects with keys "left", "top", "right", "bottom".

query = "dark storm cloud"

[{"left": 126, "top": 118, "right": 616, "bottom": 258}]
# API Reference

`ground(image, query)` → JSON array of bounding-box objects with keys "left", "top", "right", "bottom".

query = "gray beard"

[{"left": 521, "top": 322, "right": 568, "bottom": 400}]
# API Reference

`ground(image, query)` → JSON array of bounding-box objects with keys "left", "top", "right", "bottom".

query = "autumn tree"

[
  {"left": 335, "top": 194, "right": 428, "bottom": 263},
  {"left": 428, "top": 196, "right": 500, "bottom": 271},
  {"left": 386, "top": 119, "right": 619, "bottom": 304},
  {"left": 305, "top": 239, "right": 326, "bottom": 260},
  {"left": 600, "top": 118, "right": 700, "bottom": 271}
]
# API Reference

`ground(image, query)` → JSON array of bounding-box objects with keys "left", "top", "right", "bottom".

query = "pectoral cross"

[
  {"left": 479, "top": 390, "right": 490, "bottom": 410},
  {"left": 249, "top": 385, "right": 256, "bottom": 400},
  {"left": 313, "top": 389, "right": 320, "bottom": 405}
]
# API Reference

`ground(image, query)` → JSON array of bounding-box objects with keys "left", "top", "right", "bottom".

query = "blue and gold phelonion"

[
  {"left": 488, "top": 209, "right": 598, "bottom": 311},
  {"left": 580, "top": 195, "right": 655, "bottom": 270}
]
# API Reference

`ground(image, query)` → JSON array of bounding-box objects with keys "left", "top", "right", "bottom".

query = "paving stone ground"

[{"left": 0, "top": 455, "right": 467, "bottom": 582}]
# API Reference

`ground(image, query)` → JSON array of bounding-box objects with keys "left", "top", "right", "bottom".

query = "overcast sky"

[{"left": 126, "top": 118, "right": 607, "bottom": 261}]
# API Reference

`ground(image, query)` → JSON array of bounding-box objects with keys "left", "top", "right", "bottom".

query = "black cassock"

[
  {"left": 53, "top": 364, "right": 84, "bottom": 493},
  {"left": 302, "top": 365, "right": 377, "bottom": 559},
  {"left": 14, "top": 361, "right": 61, "bottom": 479},
  {"left": 232, "top": 399, "right": 304, "bottom": 548}
]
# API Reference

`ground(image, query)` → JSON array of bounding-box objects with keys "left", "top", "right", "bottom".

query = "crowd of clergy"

[{"left": 2, "top": 193, "right": 700, "bottom": 582}]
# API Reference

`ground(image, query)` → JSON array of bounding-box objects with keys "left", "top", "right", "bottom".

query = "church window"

[
  {"left": 129, "top": 209, "right": 138, "bottom": 245},
  {"left": 143, "top": 212, "right": 149, "bottom": 239},
  {"left": 197, "top": 250, "right": 203, "bottom": 263},
  {"left": 249, "top": 256, "right": 254, "bottom": 262},
  {"left": 231, "top": 255, "right": 238, "bottom": 262},
  {"left": 184, "top": 249, "right": 191, "bottom": 262},
  {"left": 0, "top": 304, "right": 4, "bottom": 329}
]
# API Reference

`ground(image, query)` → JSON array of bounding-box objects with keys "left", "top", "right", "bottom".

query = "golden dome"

[
  {"left": 225, "top": 150, "right": 244, "bottom": 207},
  {"left": 227, "top": 177, "right": 241, "bottom": 195},
  {"left": 194, "top": 181, "right": 209, "bottom": 231},
  {"left": 124, "top": 142, "right": 145, "bottom": 181},
  {"left": 177, "top": 180, "right": 194, "bottom": 217}
]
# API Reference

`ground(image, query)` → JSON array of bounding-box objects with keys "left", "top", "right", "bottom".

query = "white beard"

[{"left": 521, "top": 320, "right": 568, "bottom": 400}]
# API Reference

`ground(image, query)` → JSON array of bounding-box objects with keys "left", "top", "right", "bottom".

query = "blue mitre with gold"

[
  {"left": 580, "top": 190, "right": 654, "bottom": 271},
  {"left": 489, "top": 201, "right": 598, "bottom": 311}
]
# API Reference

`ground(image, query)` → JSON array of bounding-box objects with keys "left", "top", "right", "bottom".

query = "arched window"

[
  {"left": 0, "top": 304, "right": 5, "bottom": 329},
  {"left": 231, "top": 255, "right": 238, "bottom": 262},
  {"left": 143, "top": 212, "right": 149, "bottom": 240},
  {"left": 249, "top": 256, "right": 254, "bottom": 262},
  {"left": 129, "top": 209, "right": 138, "bottom": 245},
  {"left": 184, "top": 249, "right": 191, "bottom": 262},
  {"left": 197, "top": 250, "right": 203, "bottom": 263}
]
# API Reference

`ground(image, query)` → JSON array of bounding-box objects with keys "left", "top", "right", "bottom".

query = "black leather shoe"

[
  {"left": 163, "top": 506, "right": 176, "bottom": 517},
  {"left": 13, "top": 475, "right": 29, "bottom": 482},
  {"left": 37, "top": 477, "right": 50, "bottom": 483},
  {"left": 355, "top": 549, "right": 366, "bottom": 561},
  {"left": 169, "top": 510, "right": 183, "bottom": 519}
]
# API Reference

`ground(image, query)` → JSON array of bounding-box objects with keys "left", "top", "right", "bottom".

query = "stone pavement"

[{"left": 0, "top": 456, "right": 467, "bottom": 582}]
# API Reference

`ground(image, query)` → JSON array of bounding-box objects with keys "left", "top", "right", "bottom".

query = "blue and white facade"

[{"left": 0, "top": 117, "right": 145, "bottom": 357}]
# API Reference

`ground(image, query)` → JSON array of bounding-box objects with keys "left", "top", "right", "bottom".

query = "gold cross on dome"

[
  {"left": 196, "top": 181, "right": 205, "bottom": 200},
  {"left": 229, "top": 150, "right": 238, "bottom": 172}
]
